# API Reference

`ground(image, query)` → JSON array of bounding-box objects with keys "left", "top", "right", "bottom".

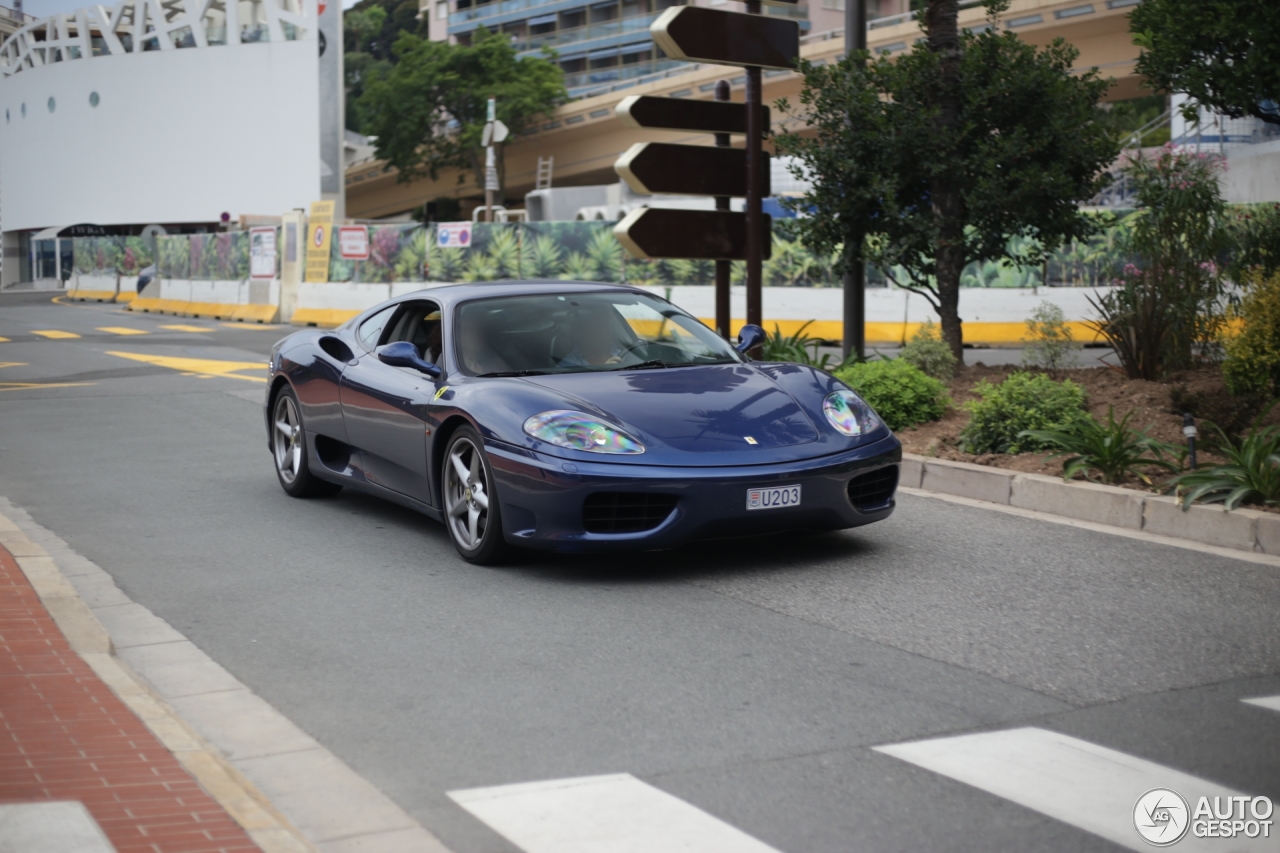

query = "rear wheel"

[
  {"left": 442, "top": 426, "right": 509, "bottom": 564},
  {"left": 272, "top": 387, "right": 341, "bottom": 498}
]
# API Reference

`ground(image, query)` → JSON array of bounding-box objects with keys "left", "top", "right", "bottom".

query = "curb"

[
  {"left": 902, "top": 453, "right": 1280, "bottom": 556},
  {"left": 0, "top": 498, "right": 452, "bottom": 853}
]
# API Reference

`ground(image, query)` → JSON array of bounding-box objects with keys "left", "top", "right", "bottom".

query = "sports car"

[{"left": 265, "top": 281, "right": 901, "bottom": 563}]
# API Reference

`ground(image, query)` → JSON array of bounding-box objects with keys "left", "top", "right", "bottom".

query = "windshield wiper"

[
  {"left": 608, "top": 359, "right": 671, "bottom": 371},
  {"left": 478, "top": 369, "right": 548, "bottom": 377}
]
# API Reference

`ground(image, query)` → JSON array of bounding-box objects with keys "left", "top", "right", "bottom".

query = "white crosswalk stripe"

[
  {"left": 449, "top": 773, "right": 783, "bottom": 853},
  {"left": 874, "top": 727, "right": 1273, "bottom": 852},
  {"left": 1243, "top": 695, "right": 1280, "bottom": 713}
]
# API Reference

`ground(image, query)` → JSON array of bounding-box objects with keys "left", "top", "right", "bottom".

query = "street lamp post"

[{"left": 842, "top": 0, "right": 867, "bottom": 362}]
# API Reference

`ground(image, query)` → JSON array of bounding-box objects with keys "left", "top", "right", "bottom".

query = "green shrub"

[
  {"left": 1019, "top": 406, "right": 1182, "bottom": 485},
  {"left": 959, "top": 371, "right": 1090, "bottom": 454},
  {"left": 899, "top": 320, "right": 958, "bottom": 380},
  {"left": 1222, "top": 270, "right": 1280, "bottom": 397},
  {"left": 1170, "top": 414, "right": 1280, "bottom": 510},
  {"left": 1021, "top": 301, "right": 1080, "bottom": 371},
  {"left": 834, "top": 359, "right": 948, "bottom": 431}
]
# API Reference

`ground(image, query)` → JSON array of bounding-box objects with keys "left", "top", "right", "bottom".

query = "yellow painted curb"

[
  {"left": 702, "top": 318, "right": 1104, "bottom": 347},
  {"left": 128, "top": 298, "right": 180, "bottom": 313},
  {"left": 228, "top": 304, "right": 281, "bottom": 324},
  {"left": 290, "top": 308, "right": 361, "bottom": 328},
  {"left": 116, "top": 292, "right": 136, "bottom": 303},
  {"left": 67, "top": 289, "right": 118, "bottom": 303}
]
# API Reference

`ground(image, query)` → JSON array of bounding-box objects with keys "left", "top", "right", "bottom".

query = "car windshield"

[{"left": 455, "top": 291, "right": 742, "bottom": 376}]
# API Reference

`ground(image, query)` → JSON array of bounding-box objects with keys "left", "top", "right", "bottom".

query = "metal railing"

[
  {"left": 565, "top": 57, "right": 687, "bottom": 94},
  {"left": 513, "top": 13, "right": 655, "bottom": 54}
]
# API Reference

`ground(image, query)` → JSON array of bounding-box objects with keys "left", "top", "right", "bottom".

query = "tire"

[
  {"left": 271, "top": 386, "right": 341, "bottom": 498},
  {"left": 441, "top": 426, "right": 510, "bottom": 564}
]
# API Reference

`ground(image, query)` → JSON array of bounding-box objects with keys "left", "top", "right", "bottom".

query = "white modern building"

[{"left": 0, "top": 0, "right": 342, "bottom": 285}]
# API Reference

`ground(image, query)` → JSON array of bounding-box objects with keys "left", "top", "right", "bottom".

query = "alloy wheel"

[
  {"left": 273, "top": 395, "right": 302, "bottom": 485},
  {"left": 444, "top": 436, "right": 491, "bottom": 551}
]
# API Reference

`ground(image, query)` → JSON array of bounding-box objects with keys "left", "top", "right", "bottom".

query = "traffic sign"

[
  {"left": 615, "top": 143, "right": 769, "bottom": 198},
  {"left": 651, "top": 7, "right": 799, "bottom": 70},
  {"left": 615, "top": 95, "right": 769, "bottom": 135},
  {"left": 614, "top": 209, "right": 772, "bottom": 261}
]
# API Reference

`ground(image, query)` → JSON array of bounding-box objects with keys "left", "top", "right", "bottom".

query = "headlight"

[
  {"left": 823, "top": 390, "right": 881, "bottom": 437},
  {"left": 523, "top": 410, "right": 645, "bottom": 454}
]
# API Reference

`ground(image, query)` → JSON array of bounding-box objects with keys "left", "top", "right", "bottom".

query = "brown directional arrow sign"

[
  {"left": 616, "top": 95, "right": 769, "bottom": 135},
  {"left": 614, "top": 209, "right": 772, "bottom": 261},
  {"left": 651, "top": 6, "right": 799, "bottom": 70},
  {"left": 615, "top": 143, "right": 770, "bottom": 198}
]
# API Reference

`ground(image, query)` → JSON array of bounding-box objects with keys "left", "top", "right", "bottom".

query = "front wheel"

[
  {"left": 442, "top": 426, "right": 509, "bottom": 564},
  {"left": 272, "top": 387, "right": 341, "bottom": 498}
]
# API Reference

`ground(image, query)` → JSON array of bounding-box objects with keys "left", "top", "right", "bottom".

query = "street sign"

[
  {"left": 651, "top": 7, "right": 799, "bottom": 70},
  {"left": 615, "top": 95, "right": 769, "bottom": 135},
  {"left": 338, "top": 225, "right": 370, "bottom": 260},
  {"left": 481, "top": 119, "right": 509, "bottom": 147},
  {"left": 437, "top": 222, "right": 472, "bottom": 248},
  {"left": 615, "top": 143, "right": 769, "bottom": 198},
  {"left": 614, "top": 208, "right": 772, "bottom": 261}
]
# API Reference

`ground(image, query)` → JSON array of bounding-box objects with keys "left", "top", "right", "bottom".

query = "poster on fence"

[
  {"left": 250, "top": 227, "right": 277, "bottom": 280},
  {"left": 338, "top": 226, "right": 370, "bottom": 260},
  {"left": 437, "top": 222, "right": 472, "bottom": 249},
  {"left": 305, "top": 201, "right": 335, "bottom": 282}
]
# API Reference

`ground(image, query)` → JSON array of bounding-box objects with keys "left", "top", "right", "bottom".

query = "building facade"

[{"left": 0, "top": 0, "right": 339, "bottom": 285}]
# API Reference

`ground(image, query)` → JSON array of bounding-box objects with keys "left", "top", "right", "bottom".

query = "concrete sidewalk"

[{"left": 0, "top": 542, "right": 261, "bottom": 853}]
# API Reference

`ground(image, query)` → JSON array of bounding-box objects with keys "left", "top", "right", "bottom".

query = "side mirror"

[
  {"left": 376, "top": 341, "right": 442, "bottom": 378},
  {"left": 735, "top": 324, "right": 765, "bottom": 355}
]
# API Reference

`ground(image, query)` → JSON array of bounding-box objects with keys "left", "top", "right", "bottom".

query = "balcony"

[
  {"left": 563, "top": 56, "right": 686, "bottom": 94},
  {"left": 513, "top": 13, "right": 656, "bottom": 55}
]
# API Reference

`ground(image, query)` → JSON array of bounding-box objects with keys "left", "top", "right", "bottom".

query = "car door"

[{"left": 339, "top": 301, "right": 442, "bottom": 504}]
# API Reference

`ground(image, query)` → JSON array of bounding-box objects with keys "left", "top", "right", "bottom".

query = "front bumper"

[{"left": 485, "top": 433, "right": 902, "bottom": 552}]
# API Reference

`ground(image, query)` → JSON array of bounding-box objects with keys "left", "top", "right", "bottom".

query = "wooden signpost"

[{"left": 612, "top": 5, "right": 799, "bottom": 347}]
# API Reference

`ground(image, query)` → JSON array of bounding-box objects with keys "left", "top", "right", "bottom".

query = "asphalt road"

[{"left": 2, "top": 292, "right": 1278, "bottom": 852}]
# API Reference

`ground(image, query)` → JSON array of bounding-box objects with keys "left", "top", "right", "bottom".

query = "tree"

[
  {"left": 357, "top": 29, "right": 567, "bottom": 203},
  {"left": 777, "top": 0, "right": 1119, "bottom": 359},
  {"left": 1130, "top": 0, "right": 1280, "bottom": 127}
]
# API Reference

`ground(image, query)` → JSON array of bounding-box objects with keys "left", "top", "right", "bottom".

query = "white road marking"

[
  {"left": 874, "top": 727, "right": 1271, "bottom": 852},
  {"left": 1243, "top": 695, "right": 1280, "bottom": 713},
  {"left": 448, "top": 773, "right": 783, "bottom": 853}
]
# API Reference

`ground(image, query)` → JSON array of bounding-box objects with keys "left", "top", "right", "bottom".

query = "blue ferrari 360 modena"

[{"left": 265, "top": 281, "right": 901, "bottom": 563}]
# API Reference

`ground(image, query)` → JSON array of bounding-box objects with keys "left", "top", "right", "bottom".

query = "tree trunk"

[{"left": 925, "top": 0, "right": 966, "bottom": 362}]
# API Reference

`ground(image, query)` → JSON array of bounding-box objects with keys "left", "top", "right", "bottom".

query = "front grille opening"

[
  {"left": 847, "top": 466, "right": 898, "bottom": 510},
  {"left": 582, "top": 492, "right": 678, "bottom": 534}
]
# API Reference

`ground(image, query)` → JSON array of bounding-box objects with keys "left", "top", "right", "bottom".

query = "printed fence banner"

[
  {"left": 72, "top": 236, "right": 155, "bottom": 277},
  {"left": 189, "top": 232, "right": 251, "bottom": 280},
  {"left": 328, "top": 223, "right": 426, "bottom": 283},
  {"left": 157, "top": 235, "right": 191, "bottom": 280},
  {"left": 305, "top": 200, "right": 335, "bottom": 283}
]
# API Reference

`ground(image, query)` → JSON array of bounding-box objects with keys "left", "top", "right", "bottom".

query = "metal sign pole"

[
  {"left": 842, "top": 0, "right": 867, "bottom": 361},
  {"left": 714, "top": 79, "right": 732, "bottom": 340},
  {"left": 744, "top": 0, "right": 764, "bottom": 355}
]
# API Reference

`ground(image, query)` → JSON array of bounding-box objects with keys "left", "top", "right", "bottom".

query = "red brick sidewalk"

[{"left": 0, "top": 543, "right": 262, "bottom": 853}]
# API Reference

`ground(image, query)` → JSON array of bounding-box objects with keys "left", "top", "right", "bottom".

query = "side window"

[
  {"left": 386, "top": 301, "right": 444, "bottom": 363},
  {"left": 357, "top": 305, "right": 398, "bottom": 351}
]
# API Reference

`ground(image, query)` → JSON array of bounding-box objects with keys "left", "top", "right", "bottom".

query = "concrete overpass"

[{"left": 346, "top": 0, "right": 1148, "bottom": 220}]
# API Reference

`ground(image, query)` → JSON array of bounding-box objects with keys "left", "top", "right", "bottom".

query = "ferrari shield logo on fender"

[
  {"left": 744, "top": 436, "right": 758, "bottom": 445},
  {"left": 433, "top": 386, "right": 449, "bottom": 401}
]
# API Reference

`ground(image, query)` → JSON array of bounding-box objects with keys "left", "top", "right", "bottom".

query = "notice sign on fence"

[
  {"left": 338, "top": 226, "right": 370, "bottom": 260},
  {"left": 305, "top": 200, "right": 335, "bottom": 283},
  {"left": 437, "top": 222, "right": 472, "bottom": 249},
  {"left": 250, "top": 227, "right": 277, "bottom": 280}
]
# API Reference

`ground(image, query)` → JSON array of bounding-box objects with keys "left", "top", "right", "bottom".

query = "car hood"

[{"left": 524, "top": 364, "right": 820, "bottom": 454}]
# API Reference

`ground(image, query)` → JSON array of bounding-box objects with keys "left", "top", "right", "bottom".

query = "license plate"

[{"left": 746, "top": 484, "right": 801, "bottom": 510}]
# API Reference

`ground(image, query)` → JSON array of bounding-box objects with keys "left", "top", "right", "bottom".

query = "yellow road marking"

[
  {"left": 0, "top": 362, "right": 26, "bottom": 369},
  {"left": 0, "top": 337, "right": 9, "bottom": 343},
  {"left": 0, "top": 381, "right": 95, "bottom": 392},
  {"left": 160, "top": 324, "right": 215, "bottom": 333},
  {"left": 106, "top": 351, "right": 266, "bottom": 383},
  {"left": 32, "top": 329, "right": 81, "bottom": 339},
  {"left": 219, "top": 323, "right": 281, "bottom": 330},
  {"left": 98, "top": 326, "right": 149, "bottom": 336}
]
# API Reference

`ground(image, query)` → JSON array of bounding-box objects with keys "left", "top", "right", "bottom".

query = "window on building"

[{"left": 437, "top": 1, "right": 448, "bottom": 18}]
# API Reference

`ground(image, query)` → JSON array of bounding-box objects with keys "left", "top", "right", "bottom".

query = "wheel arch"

[
  {"left": 265, "top": 374, "right": 293, "bottom": 448},
  {"left": 431, "top": 414, "right": 477, "bottom": 505}
]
